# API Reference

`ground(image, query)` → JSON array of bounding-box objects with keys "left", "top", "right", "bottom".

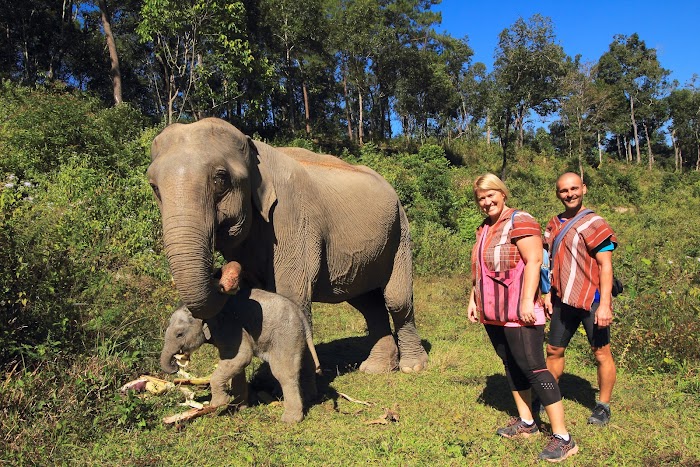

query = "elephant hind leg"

[
  {"left": 384, "top": 245, "right": 428, "bottom": 373},
  {"left": 269, "top": 362, "right": 305, "bottom": 424},
  {"left": 348, "top": 290, "right": 399, "bottom": 374}
]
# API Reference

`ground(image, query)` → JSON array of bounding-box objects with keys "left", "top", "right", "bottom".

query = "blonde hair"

[{"left": 473, "top": 173, "right": 510, "bottom": 202}]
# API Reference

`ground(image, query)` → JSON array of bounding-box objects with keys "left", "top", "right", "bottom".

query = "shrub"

[{"left": 411, "top": 222, "right": 469, "bottom": 276}]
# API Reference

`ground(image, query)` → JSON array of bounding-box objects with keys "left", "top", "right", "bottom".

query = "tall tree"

[
  {"left": 256, "top": 0, "right": 331, "bottom": 136},
  {"left": 491, "top": 14, "right": 567, "bottom": 177},
  {"left": 98, "top": 0, "right": 123, "bottom": 105},
  {"left": 667, "top": 80, "right": 700, "bottom": 171},
  {"left": 595, "top": 33, "right": 670, "bottom": 167},
  {"left": 137, "top": 0, "right": 260, "bottom": 124},
  {"left": 558, "top": 58, "right": 613, "bottom": 175}
]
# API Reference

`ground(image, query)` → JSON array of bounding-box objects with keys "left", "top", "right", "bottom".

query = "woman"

[{"left": 467, "top": 174, "right": 578, "bottom": 463}]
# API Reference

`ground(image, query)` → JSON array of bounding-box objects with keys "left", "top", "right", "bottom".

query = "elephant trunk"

[
  {"left": 162, "top": 211, "right": 227, "bottom": 319},
  {"left": 160, "top": 341, "right": 180, "bottom": 374}
]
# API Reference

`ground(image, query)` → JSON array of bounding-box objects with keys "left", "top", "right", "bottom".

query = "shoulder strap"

[{"left": 551, "top": 209, "right": 594, "bottom": 261}]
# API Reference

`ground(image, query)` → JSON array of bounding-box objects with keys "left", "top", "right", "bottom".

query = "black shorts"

[{"left": 548, "top": 296, "right": 610, "bottom": 348}]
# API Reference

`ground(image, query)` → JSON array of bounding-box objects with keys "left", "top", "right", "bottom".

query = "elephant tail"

[{"left": 299, "top": 312, "right": 322, "bottom": 375}]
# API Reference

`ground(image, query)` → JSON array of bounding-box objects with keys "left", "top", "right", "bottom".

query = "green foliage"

[
  {"left": 411, "top": 222, "right": 469, "bottom": 276},
  {"left": 355, "top": 143, "right": 456, "bottom": 229},
  {"left": 0, "top": 83, "right": 164, "bottom": 368},
  {"left": 0, "top": 82, "right": 150, "bottom": 178}
]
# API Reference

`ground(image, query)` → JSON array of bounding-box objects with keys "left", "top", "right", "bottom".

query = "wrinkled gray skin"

[
  {"left": 160, "top": 289, "right": 320, "bottom": 424},
  {"left": 148, "top": 117, "right": 428, "bottom": 373}
]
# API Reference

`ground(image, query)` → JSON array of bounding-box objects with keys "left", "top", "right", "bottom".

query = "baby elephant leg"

[
  {"left": 269, "top": 362, "right": 304, "bottom": 424},
  {"left": 210, "top": 337, "right": 254, "bottom": 408}
]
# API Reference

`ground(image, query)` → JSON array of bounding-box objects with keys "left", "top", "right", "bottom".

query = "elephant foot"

[
  {"left": 397, "top": 325, "right": 429, "bottom": 373},
  {"left": 281, "top": 409, "right": 304, "bottom": 424},
  {"left": 399, "top": 353, "right": 429, "bottom": 373},
  {"left": 210, "top": 395, "right": 231, "bottom": 408},
  {"left": 359, "top": 335, "right": 399, "bottom": 374}
]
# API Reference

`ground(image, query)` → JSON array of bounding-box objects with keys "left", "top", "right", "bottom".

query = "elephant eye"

[
  {"left": 150, "top": 183, "right": 161, "bottom": 201},
  {"left": 213, "top": 170, "right": 231, "bottom": 197}
]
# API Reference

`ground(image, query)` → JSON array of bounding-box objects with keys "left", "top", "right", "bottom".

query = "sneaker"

[
  {"left": 538, "top": 435, "right": 579, "bottom": 462},
  {"left": 496, "top": 417, "right": 539, "bottom": 438},
  {"left": 587, "top": 403, "right": 611, "bottom": 425}
]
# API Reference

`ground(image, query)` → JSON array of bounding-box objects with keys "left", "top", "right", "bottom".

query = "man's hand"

[
  {"left": 595, "top": 303, "right": 613, "bottom": 328},
  {"left": 543, "top": 293, "right": 553, "bottom": 319}
]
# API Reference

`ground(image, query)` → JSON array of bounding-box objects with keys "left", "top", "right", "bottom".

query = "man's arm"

[{"left": 594, "top": 249, "right": 614, "bottom": 327}]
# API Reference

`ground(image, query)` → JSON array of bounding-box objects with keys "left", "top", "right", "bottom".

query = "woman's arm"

[{"left": 514, "top": 234, "right": 543, "bottom": 324}]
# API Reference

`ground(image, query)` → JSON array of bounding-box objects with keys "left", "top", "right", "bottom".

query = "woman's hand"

[
  {"left": 467, "top": 287, "right": 480, "bottom": 323},
  {"left": 519, "top": 300, "right": 536, "bottom": 324}
]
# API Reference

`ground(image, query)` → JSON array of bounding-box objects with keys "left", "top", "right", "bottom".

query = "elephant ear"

[{"left": 248, "top": 137, "right": 277, "bottom": 223}]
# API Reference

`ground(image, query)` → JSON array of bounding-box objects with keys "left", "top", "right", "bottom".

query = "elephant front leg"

[
  {"left": 211, "top": 342, "right": 254, "bottom": 408},
  {"left": 386, "top": 287, "right": 428, "bottom": 373},
  {"left": 348, "top": 291, "right": 399, "bottom": 374}
]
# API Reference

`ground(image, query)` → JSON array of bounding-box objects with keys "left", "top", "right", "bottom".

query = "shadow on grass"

[
  {"left": 477, "top": 372, "right": 598, "bottom": 416},
  {"left": 248, "top": 336, "right": 432, "bottom": 412}
]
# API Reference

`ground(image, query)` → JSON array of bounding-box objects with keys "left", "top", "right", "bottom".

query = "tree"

[
  {"left": 668, "top": 80, "right": 700, "bottom": 171},
  {"left": 137, "top": 0, "right": 260, "bottom": 124},
  {"left": 595, "top": 33, "right": 670, "bottom": 168},
  {"left": 490, "top": 14, "right": 567, "bottom": 177},
  {"left": 0, "top": 0, "right": 81, "bottom": 84},
  {"left": 98, "top": 0, "right": 123, "bottom": 105},
  {"left": 557, "top": 58, "right": 613, "bottom": 176}
]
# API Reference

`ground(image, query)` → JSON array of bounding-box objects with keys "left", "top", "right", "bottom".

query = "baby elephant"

[{"left": 160, "top": 288, "right": 322, "bottom": 424}]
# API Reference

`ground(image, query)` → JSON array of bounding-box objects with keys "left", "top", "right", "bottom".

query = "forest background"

[{"left": 1, "top": 0, "right": 699, "bottom": 464}]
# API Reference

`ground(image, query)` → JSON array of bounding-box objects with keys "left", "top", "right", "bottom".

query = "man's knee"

[{"left": 592, "top": 345, "right": 614, "bottom": 363}]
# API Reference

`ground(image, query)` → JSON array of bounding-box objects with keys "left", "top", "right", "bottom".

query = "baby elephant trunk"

[{"left": 160, "top": 343, "right": 181, "bottom": 374}]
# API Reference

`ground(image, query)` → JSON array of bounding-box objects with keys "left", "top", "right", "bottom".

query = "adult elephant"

[{"left": 147, "top": 118, "right": 428, "bottom": 373}]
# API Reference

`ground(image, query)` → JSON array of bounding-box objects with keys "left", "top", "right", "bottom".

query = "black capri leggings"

[{"left": 484, "top": 324, "right": 561, "bottom": 407}]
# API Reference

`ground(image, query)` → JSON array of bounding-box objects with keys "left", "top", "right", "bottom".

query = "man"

[{"left": 543, "top": 172, "right": 617, "bottom": 426}]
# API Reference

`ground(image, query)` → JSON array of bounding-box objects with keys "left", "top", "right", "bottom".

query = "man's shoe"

[
  {"left": 496, "top": 417, "right": 539, "bottom": 438},
  {"left": 538, "top": 435, "right": 579, "bottom": 462},
  {"left": 587, "top": 403, "right": 611, "bottom": 425}
]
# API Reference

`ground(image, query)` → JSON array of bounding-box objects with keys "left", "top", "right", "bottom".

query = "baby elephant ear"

[{"left": 248, "top": 136, "right": 277, "bottom": 223}]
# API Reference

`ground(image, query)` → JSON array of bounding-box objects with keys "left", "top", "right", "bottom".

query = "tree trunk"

[
  {"left": 616, "top": 135, "right": 622, "bottom": 160},
  {"left": 486, "top": 113, "right": 491, "bottom": 146},
  {"left": 630, "top": 96, "right": 641, "bottom": 163},
  {"left": 302, "top": 79, "right": 311, "bottom": 136},
  {"left": 499, "top": 112, "right": 513, "bottom": 179},
  {"left": 358, "top": 89, "right": 364, "bottom": 145},
  {"left": 643, "top": 122, "right": 653, "bottom": 169},
  {"left": 578, "top": 115, "right": 584, "bottom": 178},
  {"left": 99, "top": 0, "right": 122, "bottom": 105},
  {"left": 598, "top": 131, "right": 603, "bottom": 166},
  {"left": 671, "top": 129, "right": 680, "bottom": 171},
  {"left": 343, "top": 71, "right": 353, "bottom": 141}
]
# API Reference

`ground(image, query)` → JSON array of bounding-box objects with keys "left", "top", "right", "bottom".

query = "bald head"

[
  {"left": 555, "top": 172, "right": 587, "bottom": 214},
  {"left": 556, "top": 172, "right": 583, "bottom": 190}
]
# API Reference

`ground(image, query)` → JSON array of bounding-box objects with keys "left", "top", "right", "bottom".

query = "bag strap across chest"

[{"left": 550, "top": 209, "right": 594, "bottom": 262}]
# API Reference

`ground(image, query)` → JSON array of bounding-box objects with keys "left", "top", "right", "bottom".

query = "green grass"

[{"left": 4, "top": 276, "right": 698, "bottom": 466}]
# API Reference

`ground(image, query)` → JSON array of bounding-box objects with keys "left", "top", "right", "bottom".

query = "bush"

[{"left": 411, "top": 222, "right": 469, "bottom": 276}]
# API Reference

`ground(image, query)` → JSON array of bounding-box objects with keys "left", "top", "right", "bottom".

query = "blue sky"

[{"left": 434, "top": 0, "right": 700, "bottom": 87}]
